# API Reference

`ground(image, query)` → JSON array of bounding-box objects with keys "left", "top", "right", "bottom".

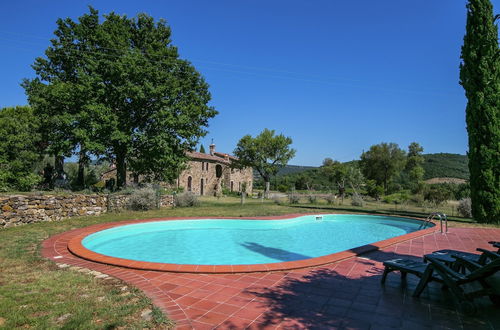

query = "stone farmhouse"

[{"left": 102, "top": 144, "right": 253, "bottom": 196}]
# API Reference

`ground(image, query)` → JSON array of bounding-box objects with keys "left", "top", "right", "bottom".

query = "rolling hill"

[{"left": 422, "top": 153, "right": 469, "bottom": 180}]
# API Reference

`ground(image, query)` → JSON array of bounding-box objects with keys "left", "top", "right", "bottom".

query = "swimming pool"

[{"left": 72, "top": 214, "right": 434, "bottom": 272}]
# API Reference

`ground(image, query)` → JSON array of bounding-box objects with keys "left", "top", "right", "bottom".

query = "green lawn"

[{"left": 0, "top": 196, "right": 495, "bottom": 329}]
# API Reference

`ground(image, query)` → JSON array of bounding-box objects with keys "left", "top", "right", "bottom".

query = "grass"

[{"left": 0, "top": 196, "right": 497, "bottom": 329}]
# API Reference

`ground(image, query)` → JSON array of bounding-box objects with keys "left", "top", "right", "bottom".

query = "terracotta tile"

[
  {"left": 205, "top": 291, "right": 233, "bottom": 303},
  {"left": 212, "top": 303, "right": 242, "bottom": 315},
  {"left": 232, "top": 306, "right": 264, "bottom": 321},
  {"left": 189, "top": 321, "right": 214, "bottom": 329},
  {"left": 191, "top": 299, "right": 220, "bottom": 311},
  {"left": 184, "top": 307, "right": 207, "bottom": 320},
  {"left": 215, "top": 317, "right": 253, "bottom": 329},
  {"left": 175, "top": 295, "right": 201, "bottom": 306},
  {"left": 195, "top": 311, "right": 229, "bottom": 325}
]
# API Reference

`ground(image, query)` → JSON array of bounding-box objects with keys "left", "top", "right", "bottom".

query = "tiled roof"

[
  {"left": 213, "top": 151, "right": 238, "bottom": 161},
  {"left": 186, "top": 151, "right": 231, "bottom": 164}
]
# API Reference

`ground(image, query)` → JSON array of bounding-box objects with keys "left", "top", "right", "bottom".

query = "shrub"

[
  {"left": 17, "top": 173, "right": 42, "bottom": 192},
  {"left": 175, "top": 192, "right": 199, "bottom": 207},
  {"left": 288, "top": 193, "right": 300, "bottom": 204},
  {"left": 324, "top": 194, "right": 336, "bottom": 204},
  {"left": 410, "top": 194, "right": 424, "bottom": 206},
  {"left": 308, "top": 194, "right": 317, "bottom": 204},
  {"left": 271, "top": 195, "right": 283, "bottom": 205},
  {"left": 457, "top": 198, "right": 472, "bottom": 218},
  {"left": 222, "top": 187, "right": 239, "bottom": 197},
  {"left": 351, "top": 193, "right": 364, "bottom": 207},
  {"left": 277, "top": 184, "right": 291, "bottom": 193},
  {"left": 127, "top": 187, "right": 159, "bottom": 211},
  {"left": 424, "top": 185, "right": 451, "bottom": 206},
  {"left": 455, "top": 183, "right": 471, "bottom": 200},
  {"left": 383, "top": 192, "right": 410, "bottom": 205},
  {"left": 93, "top": 180, "right": 106, "bottom": 191},
  {"left": 366, "top": 180, "right": 384, "bottom": 200}
]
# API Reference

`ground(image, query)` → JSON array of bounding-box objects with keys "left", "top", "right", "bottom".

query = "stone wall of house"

[
  {"left": 228, "top": 167, "right": 253, "bottom": 194},
  {"left": 179, "top": 159, "right": 228, "bottom": 196},
  {"left": 0, "top": 193, "right": 174, "bottom": 228},
  {"left": 178, "top": 159, "right": 253, "bottom": 196}
]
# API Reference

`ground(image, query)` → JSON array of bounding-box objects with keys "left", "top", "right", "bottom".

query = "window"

[
  {"left": 206, "top": 163, "right": 209, "bottom": 171},
  {"left": 216, "top": 165, "right": 222, "bottom": 178},
  {"left": 200, "top": 178, "right": 204, "bottom": 195},
  {"left": 187, "top": 176, "right": 192, "bottom": 191},
  {"left": 230, "top": 181, "right": 234, "bottom": 192}
]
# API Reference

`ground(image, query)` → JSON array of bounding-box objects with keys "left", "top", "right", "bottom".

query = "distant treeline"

[{"left": 255, "top": 153, "right": 469, "bottom": 191}]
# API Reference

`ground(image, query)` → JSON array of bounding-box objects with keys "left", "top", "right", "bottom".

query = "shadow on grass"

[{"left": 219, "top": 245, "right": 499, "bottom": 329}]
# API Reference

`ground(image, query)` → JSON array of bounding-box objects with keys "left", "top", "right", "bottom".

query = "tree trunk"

[
  {"left": 240, "top": 191, "right": 246, "bottom": 205},
  {"left": 116, "top": 150, "right": 127, "bottom": 189},
  {"left": 55, "top": 155, "right": 65, "bottom": 180},
  {"left": 384, "top": 168, "right": 389, "bottom": 194},
  {"left": 265, "top": 180, "right": 270, "bottom": 199},
  {"left": 338, "top": 181, "right": 345, "bottom": 205},
  {"left": 76, "top": 150, "right": 86, "bottom": 189}
]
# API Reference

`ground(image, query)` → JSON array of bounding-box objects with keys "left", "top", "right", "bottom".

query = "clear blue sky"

[{"left": 1, "top": 0, "right": 497, "bottom": 165}]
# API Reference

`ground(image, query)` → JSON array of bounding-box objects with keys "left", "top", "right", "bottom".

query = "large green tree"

[
  {"left": 360, "top": 142, "right": 406, "bottom": 194},
  {"left": 234, "top": 129, "right": 296, "bottom": 198},
  {"left": 321, "top": 159, "right": 347, "bottom": 202},
  {"left": 459, "top": 0, "right": 499, "bottom": 223},
  {"left": 321, "top": 159, "right": 364, "bottom": 203},
  {"left": 404, "top": 142, "right": 425, "bottom": 192},
  {"left": 24, "top": 7, "right": 217, "bottom": 188},
  {"left": 0, "top": 106, "right": 42, "bottom": 191}
]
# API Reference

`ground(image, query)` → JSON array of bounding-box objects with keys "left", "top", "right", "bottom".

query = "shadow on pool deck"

[
  {"left": 240, "top": 242, "right": 311, "bottom": 262},
  {"left": 221, "top": 245, "right": 500, "bottom": 329}
]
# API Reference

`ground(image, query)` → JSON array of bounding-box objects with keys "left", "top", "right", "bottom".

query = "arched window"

[{"left": 187, "top": 176, "right": 192, "bottom": 191}]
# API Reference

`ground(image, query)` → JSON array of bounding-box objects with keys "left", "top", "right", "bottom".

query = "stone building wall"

[
  {"left": 227, "top": 167, "right": 253, "bottom": 194},
  {"left": 178, "top": 159, "right": 253, "bottom": 196},
  {"left": 178, "top": 159, "right": 234, "bottom": 196},
  {"left": 0, "top": 194, "right": 173, "bottom": 228}
]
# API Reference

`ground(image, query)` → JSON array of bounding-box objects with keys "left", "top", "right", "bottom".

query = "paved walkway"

[{"left": 42, "top": 226, "right": 500, "bottom": 329}]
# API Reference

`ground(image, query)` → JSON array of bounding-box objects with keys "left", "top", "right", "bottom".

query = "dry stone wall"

[{"left": 0, "top": 194, "right": 173, "bottom": 228}]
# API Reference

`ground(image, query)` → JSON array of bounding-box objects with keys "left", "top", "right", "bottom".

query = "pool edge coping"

[{"left": 67, "top": 213, "right": 439, "bottom": 274}]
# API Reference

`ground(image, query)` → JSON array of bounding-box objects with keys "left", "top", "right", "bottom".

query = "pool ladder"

[{"left": 420, "top": 212, "right": 447, "bottom": 233}]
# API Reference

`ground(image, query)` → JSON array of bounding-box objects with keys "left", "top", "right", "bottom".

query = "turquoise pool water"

[{"left": 82, "top": 214, "right": 430, "bottom": 265}]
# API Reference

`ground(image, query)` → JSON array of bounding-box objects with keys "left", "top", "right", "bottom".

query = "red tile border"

[{"left": 66, "top": 213, "right": 438, "bottom": 274}]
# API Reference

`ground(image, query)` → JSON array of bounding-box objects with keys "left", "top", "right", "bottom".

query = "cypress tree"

[
  {"left": 199, "top": 145, "right": 206, "bottom": 153},
  {"left": 459, "top": 0, "right": 500, "bottom": 223}
]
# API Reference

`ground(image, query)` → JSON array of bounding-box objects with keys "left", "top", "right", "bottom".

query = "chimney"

[{"left": 209, "top": 143, "right": 215, "bottom": 156}]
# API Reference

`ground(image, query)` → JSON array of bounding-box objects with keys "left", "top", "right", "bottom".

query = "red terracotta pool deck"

[{"left": 41, "top": 218, "right": 500, "bottom": 329}]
